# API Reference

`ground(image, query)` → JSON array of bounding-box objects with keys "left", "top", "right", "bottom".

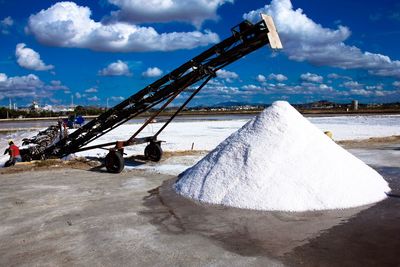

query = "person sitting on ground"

[{"left": 4, "top": 140, "right": 22, "bottom": 167}]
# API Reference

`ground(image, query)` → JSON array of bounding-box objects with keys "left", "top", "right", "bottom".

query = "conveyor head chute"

[{"left": 261, "top": 14, "right": 283, "bottom": 49}]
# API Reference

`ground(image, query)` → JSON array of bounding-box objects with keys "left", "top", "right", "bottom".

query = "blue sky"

[{"left": 1, "top": 0, "right": 400, "bottom": 107}]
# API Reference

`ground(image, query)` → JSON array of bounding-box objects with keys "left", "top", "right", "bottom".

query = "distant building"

[
  {"left": 42, "top": 104, "right": 53, "bottom": 111},
  {"left": 30, "top": 101, "right": 40, "bottom": 111},
  {"left": 351, "top": 100, "right": 359, "bottom": 111},
  {"left": 25, "top": 102, "right": 75, "bottom": 113}
]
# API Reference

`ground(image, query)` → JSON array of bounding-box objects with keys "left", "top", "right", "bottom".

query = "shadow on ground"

[{"left": 85, "top": 155, "right": 148, "bottom": 173}]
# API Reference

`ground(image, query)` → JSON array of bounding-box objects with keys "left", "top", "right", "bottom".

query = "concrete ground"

[
  {"left": 0, "top": 143, "right": 399, "bottom": 266},
  {"left": 0, "top": 168, "right": 280, "bottom": 266}
]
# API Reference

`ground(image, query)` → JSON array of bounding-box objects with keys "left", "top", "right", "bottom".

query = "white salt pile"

[{"left": 174, "top": 101, "right": 390, "bottom": 211}]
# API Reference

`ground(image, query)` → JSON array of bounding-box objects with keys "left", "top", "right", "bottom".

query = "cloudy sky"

[{"left": 1, "top": 0, "right": 400, "bottom": 107}]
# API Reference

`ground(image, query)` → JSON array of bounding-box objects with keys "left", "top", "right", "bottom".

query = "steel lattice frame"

[{"left": 44, "top": 18, "right": 277, "bottom": 158}]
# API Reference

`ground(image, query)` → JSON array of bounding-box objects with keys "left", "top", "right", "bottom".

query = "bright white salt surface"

[{"left": 174, "top": 101, "right": 390, "bottom": 211}]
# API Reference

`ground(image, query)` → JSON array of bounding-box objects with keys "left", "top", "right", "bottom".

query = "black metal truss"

[{"left": 44, "top": 18, "right": 274, "bottom": 158}]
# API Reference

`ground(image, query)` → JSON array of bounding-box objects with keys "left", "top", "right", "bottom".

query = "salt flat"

[{"left": 1, "top": 114, "right": 400, "bottom": 168}]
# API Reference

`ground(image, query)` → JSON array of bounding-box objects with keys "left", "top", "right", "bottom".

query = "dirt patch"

[
  {"left": 1, "top": 150, "right": 206, "bottom": 175},
  {"left": 162, "top": 150, "right": 208, "bottom": 158},
  {"left": 0, "top": 157, "right": 101, "bottom": 175},
  {"left": 337, "top": 135, "right": 400, "bottom": 149}
]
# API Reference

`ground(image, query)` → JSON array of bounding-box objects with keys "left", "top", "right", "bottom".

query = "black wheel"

[
  {"left": 105, "top": 151, "right": 124, "bottom": 173},
  {"left": 22, "top": 139, "right": 30, "bottom": 146},
  {"left": 21, "top": 154, "right": 32, "bottom": 162},
  {"left": 144, "top": 142, "right": 163, "bottom": 162}
]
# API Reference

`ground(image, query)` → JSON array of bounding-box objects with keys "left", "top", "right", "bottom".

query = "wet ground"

[
  {"left": 0, "top": 169, "right": 280, "bottom": 266},
  {"left": 285, "top": 164, "right": 400, "bottom": 266},
  {"left": 0, "top": 143, "right": 399, "bottom": 266},
  {"left": 144, "top": 149, "right": 400, "bottom": 266}
]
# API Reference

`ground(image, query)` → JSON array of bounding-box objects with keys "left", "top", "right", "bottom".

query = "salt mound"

[{"left": 174, "top": 101, "right": 390, "bottom": 211}]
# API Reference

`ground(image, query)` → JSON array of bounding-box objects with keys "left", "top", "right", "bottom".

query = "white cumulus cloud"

[
  {"left": 327, "top": 73, "right": 352, "bottom": 80},
  {"left": 343, "top": 81, "right": 363, "bottom": 89},
  {"left": 45, "top": 80, "right": 69, "bottom": 91},
  {"left": 110, "top": 96, "right": 125, "bottom": 101},
  {"left": 256, "top": 74, "right": 266, "bottom": 83},
  {"left": 242, "top": 84, "right": 264, "bottom": 92},
  {"left": 142, "top": 67, "right": 163, "bottom": 78},
  {"left": 0, "top": 73, "right": 7, "bottom": 82},
  {"left": 108, "top": 0, "right": 233, "bottom": 28},
  {"left": 88, "top": 96, "right": 100, "bottom": 102},
  {"left": 0, "top": 16, "right": 13, "bottom": 26},
  {"left": 349, "top": 89, "right": 369, "bottom": 96},
  {"left": 244, "top": 0, "right": 400, "bottom": 78},
  {"left": 27, "top": 2, "right": 220, "bottom": 52},
  {"left": 268, "top": 73, "right": 288, "bottom": 82},
  {"left": 300, "top": 73, "right": 323, "bottom": 83},
  {"left": 99, "top": 60, "right": 132, "bottom": 76},
  {"left": 0, "top": 72, "right": 67, "bottom": 100},
  {"left": 15, "top": 43, "right": 54, "bottom": 71},
  {"left": 0, "top": 16, "right": 13, "bottom": 34},
  {"left": 85, "top": 87, "right": 98, "bottom": 93},
  {"left": 216, "top": 69, "right": 239, "bottom": 82}
]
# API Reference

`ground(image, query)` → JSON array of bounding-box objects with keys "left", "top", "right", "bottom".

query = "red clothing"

[{"left": 9, "top": 144, "right": 20, "bottom": 157}]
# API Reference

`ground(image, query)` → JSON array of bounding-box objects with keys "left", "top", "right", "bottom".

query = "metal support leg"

[{"left": 154, "top": 75, "right": 213, "bottom": 138}]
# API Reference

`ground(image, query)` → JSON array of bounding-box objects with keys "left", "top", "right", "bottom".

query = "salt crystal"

[{"left": 174, "top": 101, "right": 390, "bottom": 211}]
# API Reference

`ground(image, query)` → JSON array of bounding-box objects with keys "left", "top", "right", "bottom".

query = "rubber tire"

[
  {"left": 22, "top": 139, "right": 30, "bottom": 146},
  {"left": 21, "top": 153, "right": 32, "bottom": 162},
  {"left": 105, "top": 151, "right": 124, "bottom": 173},
  {"left": 144, "top": 142, "right": 163, "bottom": 162}
]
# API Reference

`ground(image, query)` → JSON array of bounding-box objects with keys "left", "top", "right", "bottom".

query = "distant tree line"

[
  {"left": 0, "top": 106, "right": 105, "bottom": 119},
  {"left": 0, "top": 107, "right": 60, "bottom": 119},
  {"left": 73, "top": 106, "right": 106, "bottom": 116}
]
